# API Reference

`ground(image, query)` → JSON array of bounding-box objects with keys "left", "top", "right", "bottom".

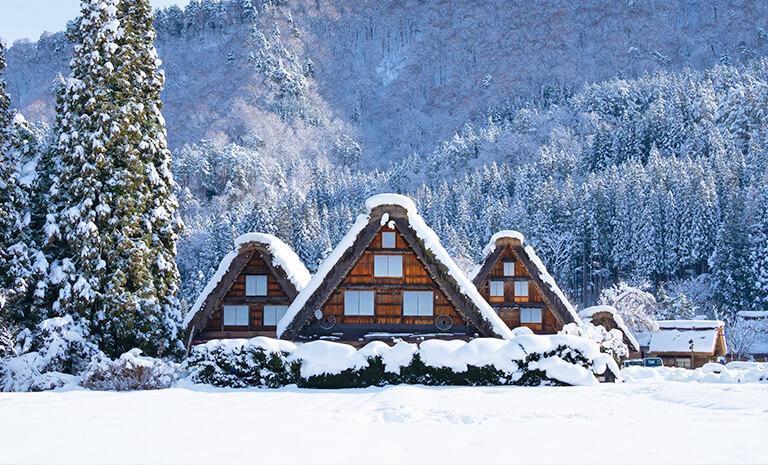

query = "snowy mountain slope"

[{"left": 5, "top": 0, "right": 768, "bottom": 166}]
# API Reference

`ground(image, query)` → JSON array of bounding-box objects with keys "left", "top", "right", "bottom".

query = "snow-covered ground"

[{"left": 1, "top": 382, "right": 766, "bottom": 464}]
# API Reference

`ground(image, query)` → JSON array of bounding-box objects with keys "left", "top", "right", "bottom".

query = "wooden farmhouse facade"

[
  {"left": 277, "top": 194, "right": 513, "bottom": 344},
  {"left": 471, "top": 231, "right": 581, "bottom": 334},
  {"left": 647, "top": 320, "right": 727, "bottom": 368},
  {"left": 183, "top": 233, "right": 311, "bottom": 349}
]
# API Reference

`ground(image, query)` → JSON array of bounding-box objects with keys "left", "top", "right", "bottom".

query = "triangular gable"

[
  {"left": 471, "top": 231, "right": 581, "bottom": 327},
  {"left": 183, "top": 233, "right": 310, "bottom": 347},
  {"left": 278, "top": 194, "right": 513, "bottom": 340}
]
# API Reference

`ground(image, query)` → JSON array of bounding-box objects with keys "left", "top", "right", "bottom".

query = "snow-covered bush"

[
  {"left": 0, "top": 316, "right": 101, "bottom": 391},
  {"left": 183, "top": 337, "right": 298, "bottom": 388},
  {"left": 622, "top": 362, "right": 767, "bottom": 384},
  {"left": 560, "top": 322, "right": 629, "bottom": 361},
  {"left": 80, "top": 349, "right": 181, "bottom": 391},
  {"left": 184, "top": 336, "right": 619, "bottom": 389}
]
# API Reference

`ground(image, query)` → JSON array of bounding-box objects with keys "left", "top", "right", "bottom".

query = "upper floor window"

[
  {"left": 514, "top": 281, "right": 529, "bottom": 299},
  {"left": 245, "top": 275, "right": 268, "bottom": 296},
  {"left": 489, "top": 280, "right": 505, "bottom": 297},
  {"left": 344, "top": 290, "right": 375, "bottom": 316},
  {"left": 503, "top": 261, "right": 515, "bottom": 276},
  {"left": 403, "top": 291, "right": 434, "bottom": 316},
  {"left": 263, "top": 305, "right": 288, "bottom": 326},
  {"left": 223, "top": 305, "right": 249, "bottom": 326},
  {"left": 374, "top": 255, "right": 403, "bottom": 277},
  {"left": 382, "top": 231, "right": 396, "bottom": 248},
  {"left": 520, "top": 307, "right": 542, "bottom": 324}
]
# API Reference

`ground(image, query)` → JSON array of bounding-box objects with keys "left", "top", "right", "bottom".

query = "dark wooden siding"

[
  {"left": 321, "top": 227, "right": 463, "bottom": 327},
  {"left": 477, "top": 246, "right": 561, "bottom": 334},
  {"left": 201, "top": 250, "right": 291, "bottom": 338}
]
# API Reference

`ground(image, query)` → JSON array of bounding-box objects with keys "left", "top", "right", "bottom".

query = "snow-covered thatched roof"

[
  {"left": 277, "top": 193, "right": 514, "bottom": 340},
  {"left": 649, "top": 320, "right": 726, "bottom": 355},
  {"left": 579, "top": 305, "right": 640, "bottom": 352},
  {"left": 470, "top": 230, "right": 581, "bottom": 326},
  {"left": 183, "top": 233, "right": 310, "bottom": 341}
]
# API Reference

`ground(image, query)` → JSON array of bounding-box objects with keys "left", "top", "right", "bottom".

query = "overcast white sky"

[{"left": 0, "top": 0, "right": 192, "bottom": 44}]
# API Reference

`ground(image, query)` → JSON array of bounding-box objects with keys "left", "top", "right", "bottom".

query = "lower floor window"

[
  {"left": 675, "top": 358, "right": 692, "bottom": 369},
  {"left": 403, "top": 291, "right": 434, "bottom": 316},
  {"left": 520, "top": 307, "right": 542, "bottom": 324},
  {"left": 223, "top": 305, "right": 249, "bottom": 326},
  {"left": 263, "top": 305, "right": 289, "bottom": 326},
  {"left": 344, "top": 290, "right": 375, "bottom": 316}
]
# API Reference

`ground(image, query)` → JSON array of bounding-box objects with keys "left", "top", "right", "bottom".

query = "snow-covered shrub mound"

[
  {"left": 622, "top": 362, "right": 767, "bottom": 384},
  {"left": 80, "top": 349, "right": 181, "bottom": 391},
  {"left": 183, "top": 337, "right": 298, "bottom": 388},
  {"left": 184, "top": 334, "right": 618, "bottom": 388},
  {"left": 0, "top": 316, "right": 101, "bottom": 392}
]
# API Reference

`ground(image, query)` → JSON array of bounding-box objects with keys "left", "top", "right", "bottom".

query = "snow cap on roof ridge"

[
  {"left": 480, "top": 230, "right": 526, "bottom": 259},
  {"left": 578, "top": 305, "right": 617, "bottom": 318},
  {"left": 365, "top": 193, "right": 417, "bottom": 213}
]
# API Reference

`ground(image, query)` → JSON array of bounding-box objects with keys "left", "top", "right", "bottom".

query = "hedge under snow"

[
  {"left": 622, "top": 362, "right": 767, "bottom": 384},
  {"left": 184, "top": 334, "right": 620, "bottom": 388}
]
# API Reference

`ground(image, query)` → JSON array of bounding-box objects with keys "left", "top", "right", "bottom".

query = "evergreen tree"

[
  {"left": 747, "top": 176, "right": 768, "bottom": 311},
  {"left": 45, "top": 0, "right": 183, "bottom": 357},
  {"left": 0, "top": 43, "right": 45, "bottom": 325}
]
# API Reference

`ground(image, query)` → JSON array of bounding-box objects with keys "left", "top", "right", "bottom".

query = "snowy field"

[{"left": 1, "top": 382, "right": 767, "bottom": 465}]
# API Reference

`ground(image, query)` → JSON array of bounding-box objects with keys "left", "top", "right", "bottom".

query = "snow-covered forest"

[{"left": 2, "top": 0, "right": 768, "bottom": 359}]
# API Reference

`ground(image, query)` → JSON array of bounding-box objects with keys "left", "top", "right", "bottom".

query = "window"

[
  {"left": 382, "top": 231, "right": 396, "bottom": 248},
  {"left": 675, "top": 358, "right": 692, "bottom": 369},
  {"left": 489, "top": 280, "right": 505, "bottom": 297},
  {"left": 374, "top": 255, "right": 403, "bottom": 277},
  {"left": 245, "top": 275, "right": 267, "bottom": 296},
  {"left": 503, "top": 261, "right": 515, "bottom": 276},
  {"left": 403, "top": 291, "right": 434, "bottom": 316},
  {"left": 520, "top": 307, "right": 542, "bottom": 324},
  {"left": 344, "top": 290, "right": 375, "bottom": 316},
  {"left": 514, "top": 281, "right": 529, "bottom": 300},
  {"left": 223, "top": 305, "right": 249, "bottom": 326},
  {"left": 263, "top": 305, "right": 288, "bottom": 326}
]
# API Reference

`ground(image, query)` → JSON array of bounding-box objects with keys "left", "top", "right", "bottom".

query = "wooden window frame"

[
  {"left": 503, "top": 261, "right": 515, "bottom": 276},
  {"left": 520, "top": 307, "right": 542, "bottom": 324},
  {"left": 381, "top": 231, "right": 397, "bottom": 249},
  {"left": 263, "top": 305, "right": 289, "bottom": 327},
  {"left": 344, "top": 290, "right": 375, "bottom": 316},
  {"left": 373, "top": 254, "right": 403, "bottom": 277},
  {"left": 403, "top": 290, "right": 434, "bottom": 316},
  {"left": 223, "top": 305, "right": 250, "bottom": 327},
  {"left": 514, "top": 280, "right": 529, "bottom": 303},
  {"left": 245, "top": 275, "right": 268, "bottom": 296}
]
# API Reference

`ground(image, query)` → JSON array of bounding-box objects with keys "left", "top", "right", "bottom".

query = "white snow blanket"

[
  {"left": 278, "top": 193, "right": 513, "bottom": 339},
  {"left": 622, "top": 362, "right": 767, "bottom": 384},
  {"left": 2, "top": 382, "right": 767, "bottom": 464}
]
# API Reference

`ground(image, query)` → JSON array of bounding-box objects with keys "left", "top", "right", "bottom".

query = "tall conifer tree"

[{"left": 46, "top": 0, "right": 183, "bottom": 357}]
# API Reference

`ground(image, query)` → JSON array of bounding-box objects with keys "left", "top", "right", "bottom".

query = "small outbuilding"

[
  {"left": 277, "top": 194, "right": 513, "bottom": 344},
  {"left": 647, "top": 320, "right": 727, "bottom": 368},
  {"left": 579, "top": 305, "right": 641, "bottom": 358},
  {"left": 183, "top": 233, "right": 311, "bottom": 349},
  {"left": 470, "top": 231, "right": 581, "bottom": 334}
]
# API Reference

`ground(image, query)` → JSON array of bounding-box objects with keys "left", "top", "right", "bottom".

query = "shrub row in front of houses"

[{"left": 183, "top": 335, "right": 619, "bottom": 388}]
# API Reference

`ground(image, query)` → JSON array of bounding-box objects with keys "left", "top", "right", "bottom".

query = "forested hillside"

[
  {"left": 6, "top": 0, "right": 768, "bottom": 165},
  {"left": 3, "top": 0, "right": 768, "bottom": 326}
]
